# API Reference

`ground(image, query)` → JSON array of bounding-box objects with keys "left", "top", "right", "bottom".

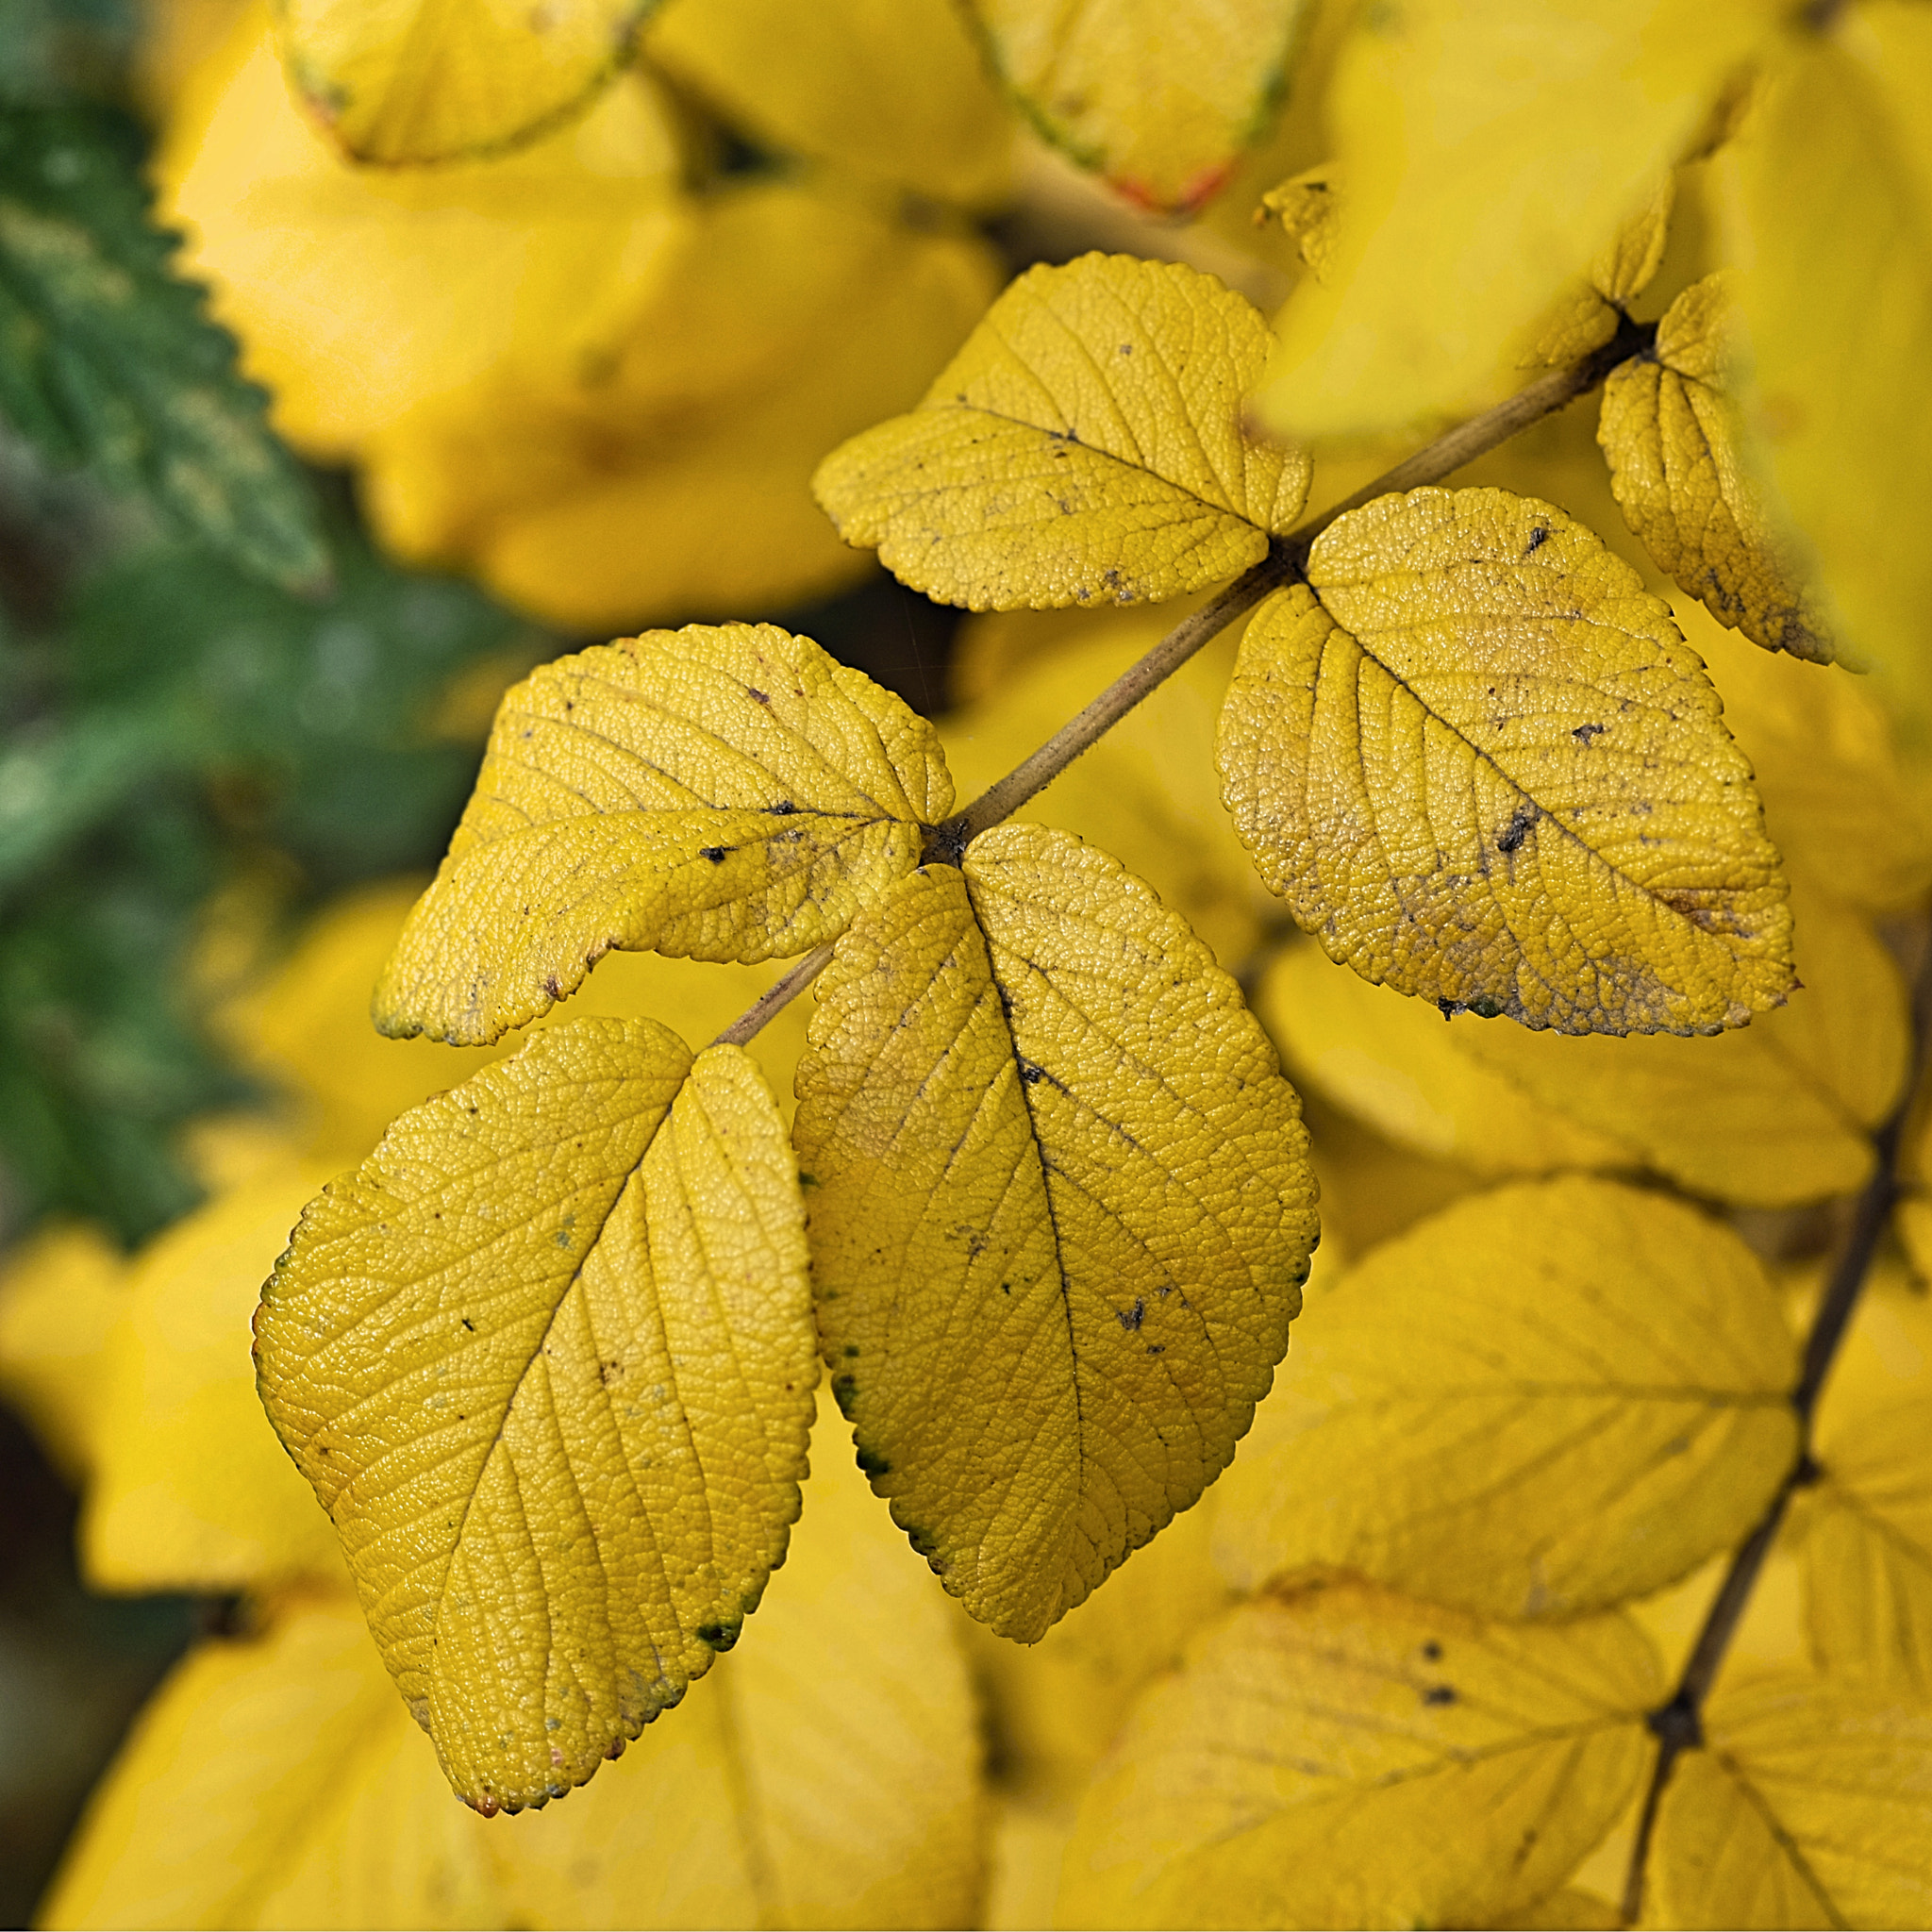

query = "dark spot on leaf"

[
  {"left": 1422, "top": 1641, "right": 1442, "bottom": 1661},
  {"left": 1525, "top": 525, "right": 1548, "bottom": 553},
  {"left": 842, "top": 1344, "right": 859, "bottom": 1359},
  {"left": 699, "top": 846, "right": 727, "bottom": 864},
  {"left": 1423, "top": 1685, "right": 1457, "bottom": 1707},
  {"left": 1573, "top": 722, "right": 1607, "bottom": 744},
  {"left": 461, "top": 1317, "right": 475, "bottom": 1332},
  {"left": 831, "top": 1373, "right": 858, "bottom": 1416},
  {"left": 856, "top": 1446, "right": 892, "bottom": 1476},
  {"left": 1496, "top": 804, "right": 1537, "bottom": 855},
  {"left": 696, "top": 1621, "right": 740, "bottom": 1651},
  {"left": 748, "top": 687, "right": 770, "bottom": 704},
  {"left": 1019, "top": 1061, "right": 1044, "bottom": 1085},
  {"left": 1118, "top": 1297, "right": 1146, "bottom": 1332},
  {"left": 769, "top": 800, "right": 797, "bottom": 815}
]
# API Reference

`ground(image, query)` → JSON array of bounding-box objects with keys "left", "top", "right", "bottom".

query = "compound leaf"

[
  {"left": 1650, "top": 1674, "right": 1932, "bottom": 1930},
  {"left": 0, "top": 104, "right": 325, "bottom": 591},
  {"left": 1217, "top": 486, "right": 1794, "bottom": 1035},
  {"left": 375, "top": 624, "right": 952, "bottom": 1045},
  {"left": 255, "top": 1019, "right": 816, "bottom": 1814},
  {"left": 275, "top": 0, "right": 658, "bottom": 164},
  {"left": 793, "top": 824, "right": 1317, "bottom": 1641},
  {"left": 961, "top": 0, "right": 1311, "bottom": 215},
  {"left": 1215, "top": 1176, "right": 1798, "bottom": 1618},
  {"left": 1599, "top": 273, "right": 1834, "bottom": 663},
  {"left": 1058, "top": 1582, "right": 1661, "bottom": 1928},
  {"left": 813, "top": 253, "right": 1312, "bottom": 612}
]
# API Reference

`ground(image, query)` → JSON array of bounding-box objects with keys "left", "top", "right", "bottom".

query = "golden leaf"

[{"left": 0, "top": 1221, "right": 126, "bottom": 1484}]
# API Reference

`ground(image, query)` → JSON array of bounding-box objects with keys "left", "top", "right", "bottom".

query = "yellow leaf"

[
  {"left": 158, "top": 13, "right": 685, "bottom": 458},
  {"left": 813, "top": 253, "right": 1313, "bottom": 612},
  {"left": 964, "top": 0, "right": 1312, "bottom": 214},
  {"left": 1716, "top": 5, "right": 1932, "bottom": 749},
  {"left": 1650, "top": 1674, "right": 1932, "bottom": 1930},
  {"left": 274, "top": 0, "right": 653, "bottom": 163},
  {"left": 0, "top": 1221, "right": 125, "bottom": 1485},
  {"left": 1058, "top": 1581, "right": 1662, "bottom": 1929},
  {"left": 986, "top": 1796, "right": 1076, "bottom": 1932},
  {"left": 256, "top": 1020, "right": 816, "bottom": 1812},
  {"left": 646, "top": 0, "right": 1011, "bottom": 206},
  {"left": 1789, "top": 1398, "right": 1932, "bottom": 1699},
  {"left": 1215, "top": 1175, "right": 1797, "bottom": 1618},
  {"left": 1258, "top": 163, "right": 1342, "bottom": 282},
  {"left": 83, "top": 1158, "right": 347, "bottom": 1594},
  {"left": 1217, "top": 486, "right": 1793, "bottom": 1035},
  {"left": 366, "top": 180, "right": 1001, "bottom": 632},
  {"left": 1253, "top": 0, "right": 1775, "bottom": 438},
  {"left": 941, "top": 614, "right": 1275, "bottom": 968},
  {"left": 1255, "top": 940, "right": 1628, "bottom": 1177},
  {"left": 1493, "top": 1890, "right": 1624, "bottom": 1931},
  {"left": 794, "top": 824, "right": 1318, "bottom": 1641},
  {"left": 1527, "top": 173, "right": 1675, "bottom": 367},
  {"left": 1599, "top": 273, "right": 1834, "bottom": 664},
  {"left": 376, "top": 624, "right": 952, "bottom": 1046}
]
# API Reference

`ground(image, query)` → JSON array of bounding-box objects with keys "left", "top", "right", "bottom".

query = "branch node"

[{"left": 1645, "top": 1693, "right": 1703, "bottom": 1754}]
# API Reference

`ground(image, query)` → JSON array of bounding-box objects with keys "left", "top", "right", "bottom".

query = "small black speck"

[
  {"left": 1525, "top": 525, "right": 1549, "bottom": 553},
  {"left": 1573, "top": 722, "right": 1607, "bottom": 744},
  {"left": 1422, "top": 1641, "right": 1442, "bottom": 1661},
  {"left": 699, "top": 846, "right": 727, "bottom": 864},
  {"left": 461, "top": 1318, "right": 475, "bottom": 1332},
  {"left": 1422, "top": 1685, "right": 1457, "bottom": 1707},
  {"left": 856, "top": 1446, "right": 892, "bottom": 1476},
  {"left": 1018, "top": 1061, "right": 1044, "bottom": 1085},
  {"left": 1117, "top": 1297, "right": 1146, "bottom": 1332},
  {"left": 1496, "top": 804, "right": 1537, "bottom": 855},
  {"left": 748, "top": 687, "right": 770, "bottom": 704},
  {"left": 769, "top": 800, "right": 797, "bottom": 815}
]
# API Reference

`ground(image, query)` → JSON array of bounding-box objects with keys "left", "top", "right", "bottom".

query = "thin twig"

[
  {"left": 1619, "top": 925, "right": 1932, "bottom": 1924},
  {"left": 716, "top": 316, "right": 1653, "bottom": 1047}
]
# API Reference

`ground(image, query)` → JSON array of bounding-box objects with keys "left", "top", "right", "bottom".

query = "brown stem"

[
  {"left": 716, "top": 316, "right": 1653, "bottom": 1047},
  {"left": 1619, "top": 928, "right": 1932, "bottom": 1924}
]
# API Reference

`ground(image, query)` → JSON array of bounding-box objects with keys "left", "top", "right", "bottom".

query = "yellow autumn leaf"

[
  {"left": 964, "top": 0, "right": 1309, "bottom": 214},
  {"left": 794, "top": 824, "right": 1318, "bottom": 1641},
  {"left": 1528, "top": 173, "right": 1675, "bottom": 367},
  {"left": 1253, "top": 0, "right": 1774, "bottom": 438},
  {"left": 1599, "top": 273, "right": 1834, "bottom": 664},
  {"left": 274, "top": 0, "right": 654, "bottom": 164},
  {"left": 645, "top": 0, "right": 1011, "bottom": 206},
  {"left": 0, "top": 1220, "right": 125, "bottom": 1484},
  {"left": 1214, "top": 1175, "right": 1798, "bottom": 1618},
  {"left": 376, "top": 624, "right": 952, "bottom": 1046},
  {"left": 1058, "top": 1581, "right": 1662, "bottom": 1929},
  {"left": 1716, "top": 3, "right": 1932, "bottom": 750},
  {"left": 1789, "top": 1398, "right": 1932, "bottom": 1698},
  {"left": 941, "top": 614, "right": 1275, "bottom": 968},
  {"left": 1649, "top": 1673, "right": 1932, "bottom": 1930},
  {"left": 43, "top": 1404, "right": 985, "bottom": 1929},
  {"left": 83, "top": 1155, "right": 347, "bottom": 1593},
  {"left": 1217, "top": 486, "right": 1793, "bottom": 1035},
  {"left": 1258, "top": 163, "right": 1342, "bottom": 282},
  {"left": 158, "top": 12, "right": 685, "bottom": 459},
  {"left": 813, "top": 253, "right": 1313, "bottom": 612},
  {"left": 255, "top": 1019, "right": 816, "bottom": 1812}
]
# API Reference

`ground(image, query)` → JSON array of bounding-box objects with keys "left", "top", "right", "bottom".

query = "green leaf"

[{"left": 0, "top": 106, "right": 326, "bottom": 591}]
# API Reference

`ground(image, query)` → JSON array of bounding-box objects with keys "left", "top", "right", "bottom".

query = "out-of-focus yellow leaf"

[
  {"left": 256, "top": 1021, "right": 815, "bottom": 1812},
  {"left": 794, "top": 825, "right": 1317, "bottom": 1641},
  {"left": 1527, "top": 174, "right": 1674, "bottom": 367},
  {"left": 964, "top": 0, "right": 1310, "bottom": 215},
  {"left": 985, "top": 1797, "right": 1074, "bottom": 1932},
  {"left": 1493, "top": 1890, "right": 1624, "bottom": 1930},
  {"left": 1258, "top": 163, "right": 1342, "bottom": 281},
  {"left": 274, "top": 0, "right": 655, "bottom": 164},
  {"left": 376, "top": 625, "right": 952, "bottom": 1046},
  {"left": 941, "top": 617, "right": 1274, "bottom": 968},
  {"left": 1717, "top": 4, "right": 1932, "bottom": 750},
  {"left": 1253, "top": 0, "right": 1774, "bottom": 438},
  {"left": 0, "top": 1221, "right": 125, "bottom": 1484},
  {"left": 646, "top": 0, "right": 1010, "bottom": 205},
  {"left": 1216, "top": 1176, "right": 1797, "bottom": 1618},
  {"left": 1255, "top": 941, "right": 1627, "bottom": 1176},
  {"left": 1452, "top": 876, "right": 1907, "bottom": 1207},
  {"left": 44, "top": 1406, "right": 985, "bottom": 1930},
  {"left": 1217, "top": 486, "right": 1793, "bottom": 1034},
  {"left": 83, "top": 1157, "right": 345, "bottom": 1593},
  {"left": 1649, "top": 1674, "right": 1932, "bottom": 1929},
  {"left": 1600, "top": 273, "right": 1833, "bottom": 663},
  {"left": 367, "top": 180, "right": 1000, "bottom": 632},
  {"left": 1688, "top": 599, "right": 1932, "bottom": 916},
  {"left": 1789, "top": 1398, "right": 1932, "bottom": 1697},
  {"left": 814, "top": 254, "right": 1312, "bottom": 612},
  {"left": 1059, "top": 1581, "right": 1661, "bottom": 1929},
  {"left": 158, "top": 14, "right": 685, "bottom": 458}
]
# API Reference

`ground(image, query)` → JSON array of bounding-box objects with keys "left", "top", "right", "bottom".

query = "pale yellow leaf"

[
  {"left": 1600, "top": 273, "right": 1834, "bottom": 663},
  {"left": 1492, "top": 1890, "right": 1624, "bottom": 1930},
  {"left": 1716, "top": 4, "right": 1932, "bottom": 751},
  {"left": 1298, "top": 1093, "right": 1481, "bottom": 1258},
  {"left": 646, "top": 0, "right": 1011, "bottom": 205},
  {"left": 158, "top": 12, "right": 685, "bottom": 458},
  {"left": 376, "top": 624, "right": 952, "bottom": 1046},
  {"left": 941, "top": 615, "right": 1275, "bottom": 968},
  {"left": 1253, "top": 0, "right": 1776, "bottom": 437},
  {"left": 965, "top": 0, "right": 1309, "bottom": 214},
  {"left": 986, "top": 1796, "right": 1075, "bottom": 1932},
  {"left": 256, "top": 1020, "right": 816, "bottom": 1811},
  {"left": 1058, "top": 1581, "right": 1662, "bottom": 1929},
  {"left": 274, "top": 0, "right": 654, "bottom": 163},
  {"left": 1527, "top": 173, "right": 1675, "bottom": 367},
  {"left": 1650, "top": 1674, "right": 1932, "bottom": 1930},
  {"left": 813, "top": 253, "right": 1313, "bottom": 611},
  {"left": 1215, "top": 1175, "right": 1797, "bottom": 1617},
  {"left": 82, "top": 1158, "right": 347, "bottom": 1594},
  {"left": 0, "top": 1221, "right": 125, "bottom": 1484},
  {"left": 794, "top": 824, "right": 1317, "bottom": 1641},
  {"left": 1217, "top": 486, "right": 1793, "bottom": 1035}
]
